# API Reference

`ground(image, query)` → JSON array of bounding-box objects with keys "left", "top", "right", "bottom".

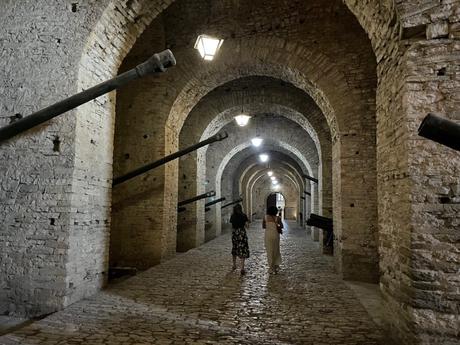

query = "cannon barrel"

[
  {"left": 308, "top": 214, "right": 334, "bottom": 249},
  {"left": 205, "top": 197, "right": 226, "bottom": 208},
  {"left": 221, "top": 198, "right": 243, "bottom": 209},
  {"left": 301, "top": 196, "right": 305, "bottom": 200},
  {"left": 306, "top": 213, "right": 333, "bottom": 230},
  {"left": 304, "top": 191, "right": 311, "bottom": 196},
  {"left": 418, "top": 113, "right": 460, "bottom": 151},
  {"left": 303, "top": 174, "right": 319, "bottom": 183},
  {"left": 178, "top": 207, "right": 187, "bottom": 213},
  {"left": 113, "top": 132, "right": 228, "bottom": 186},
  {"left": 178, "top": 191, "right": 216, "bottom": 207},
  {"left": 0, "top": 50, "right": 176, "bottom": 144}
]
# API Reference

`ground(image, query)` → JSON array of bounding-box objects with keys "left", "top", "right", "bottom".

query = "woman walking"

[
  {"left": 263, "top": 206, "right": 283, "bottom": 274},
  {"left": 229, "top": 204, "right": 250, "bottom": 275}
]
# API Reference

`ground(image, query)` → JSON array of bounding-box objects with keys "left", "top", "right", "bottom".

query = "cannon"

[
  {"left": 418, "top": 113, "right": 460, "bottom": 151},
  {"left": 177, "top": 191, "right": 216, "bottom": 214},
  {"left": 204, "top": 197, "right": 226, "bottom": 212},
  {"left": 221, "top": 198, "right": 243, "bottom": 209},
  {"left": 307, "top": 213, "right": 333, "bottom": 247},
  {"left": 113, "top": 132, "right": 228, "bottom": 186},
  {"left": 304, "top": 191, "right": 311, "bottom": 196},
  {"left": 303, "top": 174, "right": 319, "bottom": 184},
  {"left": 307, "top": 213, "right": 332, "bottom": 230},
  {"left": 0, "top": 50, "right": 176, "bottom": 144}
]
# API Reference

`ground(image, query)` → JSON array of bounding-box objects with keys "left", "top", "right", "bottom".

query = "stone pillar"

[
  {"left": 110, "top": 26, "right": 177, "bottom": 268},
  {"left": 332, "top": 134, "right": 379, "bottom": 283},
  {"left": 378, "top": 38, "right": 460, "bottom": 345},
  {"left": 177, "top": 152, "right": 205, "bottom": 252}
]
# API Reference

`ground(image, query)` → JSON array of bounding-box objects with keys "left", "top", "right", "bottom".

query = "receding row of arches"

[
  {"left": 89, "top": 2, "right": 457, "bottom": 343},
  {"left": 1, "top": 1, "right": 458, "bottom": 344}
]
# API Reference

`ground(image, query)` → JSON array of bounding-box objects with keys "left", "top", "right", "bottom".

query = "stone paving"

[{"left": 0, "top": 222, "right": 387, "bottom": 345}]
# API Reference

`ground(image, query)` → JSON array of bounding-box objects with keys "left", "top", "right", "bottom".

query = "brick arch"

[
  {"left": 245, "top": 165, "right": 305, "bottom": 222},
  {"left": 77, "top": 0, "right": 387, "bottom": 309},
  {"left": 233, "top": 154, "right": 308, "bottom": 220},
  {"left": 207, "top": 141, "right": 314, "bottom": 236},
  {"left": 257, "top": 175, "right": 300, "bottom": 221},
  {"left": 77, "top": 0, "right": 400, "bottom": 96},
  {"left": 200, "top": 104, "right": 322, "bottom": 158},
  {"left": 178, "top": 92, "right": 326, "bottom": 248},
  {"left": 239, "top": 161, "right": 306, "bottom": 201},
  {"left": 167, "top": 37, "right": 348, "bottom": 141},
  {"left": 177, "top": 76, "right": 333, "bottom": 233},
  {"left": 216, "top": 142, "right": 314, "bottom": 195},
  {"left": 233, "top": 160, "right": 305, "bottom": 218}
]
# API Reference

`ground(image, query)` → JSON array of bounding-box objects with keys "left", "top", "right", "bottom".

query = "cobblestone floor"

[{"left": 0, "top": 222, "right": 387, "bottom": 345}]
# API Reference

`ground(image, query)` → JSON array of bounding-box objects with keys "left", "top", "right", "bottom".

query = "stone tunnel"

[{"left": 0, "top": 1, "right": 459, "bottom": 344}]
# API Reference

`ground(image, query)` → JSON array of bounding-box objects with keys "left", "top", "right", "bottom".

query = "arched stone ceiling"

[
  {"left": 237, "top": 159, "right": 306, "bottom": 200},
  {"left": 232, "top": 152, "right": 312, "bottom": 217},
  {"left": 215, "top": 145, "right": 313, "bottom": 202},
  {"left": 179, "top": 76, "right": 328, "bottom": 158},
  {"left": 241, "top": 163, "right": 305, "bottom": 201},
  {"left": 165, "top": 37, "right": 368, "bottom": 142},
  {"left": 79, "top": 0, "right": 402, "bottom": 91},
  {"left": 248, "top": 168, "right": 302, "bottom": 206},
  {"left": 84, "top": 0, "right": 378, "bottom": 149},
  {"left": 250, "top": 171, "right": 300, "bottom": 219},
  {"left": 204, "top": 114, "right": 319, "bottom": 183},
  {"left": 213, "top": 142, "right": 313, "bottom": 198}
]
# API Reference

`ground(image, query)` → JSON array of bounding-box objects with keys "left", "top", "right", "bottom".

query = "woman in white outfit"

[{"left": 263, "top": 206, "right": 283, "bottom": 273}]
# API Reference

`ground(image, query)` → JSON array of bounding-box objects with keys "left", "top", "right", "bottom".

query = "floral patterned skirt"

[{"left": 231, "top": 227, "right": 250, "bottom": 259}]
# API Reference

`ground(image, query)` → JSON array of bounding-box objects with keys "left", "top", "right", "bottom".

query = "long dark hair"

[
  {"left": 233, "top": 204, "right": 243, "bottom": 215},
  {"left": 267, "top": 206, "right": 278, "bottom": 216}
]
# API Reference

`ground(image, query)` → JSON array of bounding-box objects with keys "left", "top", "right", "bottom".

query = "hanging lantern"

[
  {"left": 194, "top": 35, "right": 224, "bottom": 61},
  {"left": 234, "top": 114, "right": 251, "bottom": 127},
  {"left": 251, "top": 137, "right": 263, "bottom": 147},
  {"left": 259, "top": 153, "right": 269, "bottom": 162}
]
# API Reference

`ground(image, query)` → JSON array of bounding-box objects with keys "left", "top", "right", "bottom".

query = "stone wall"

[
  {"left": 347, "top": 0, "right": 460, "bottom": 343},
  {"left": 0, "top": 0, "right": 111, "bottom": 317},
  {"left": 110, "top": 16, "right": 171, "bottom": 270}
]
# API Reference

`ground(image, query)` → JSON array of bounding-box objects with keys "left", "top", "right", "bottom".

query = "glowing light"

[
  {"left": 272, "top": 180, "right": 279, "bottom": 185},
  {"left": 270, "top": 176, "right": 276, "bottom": 181},
  {"left": 194, "top": 35, "right": 224, "bottom": 61},
  {"left": 267, "top": 171, "right": 273, "bottom": 177},
  {"left": 259, "top": 153, "right": 269, "bottom": 162},
  {"left": 234, "top": 114, "right": 251, "bottom": 127},
  {"left": 251, "top": 137, "right": 263, "bottom": 147}
]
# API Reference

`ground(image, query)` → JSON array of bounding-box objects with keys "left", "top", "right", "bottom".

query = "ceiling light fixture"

[
  {"left": 267, "top": 171, "right": 273, "bottom": 177},
  {"left": 259, "top": 153, "right": 269, "bottom": 163},
  {"left": 194, "top": 35, "right": 224, "bottom": 61},
  {"left": 234, "top": 114, "right": 251, "bottom": 127},
  {"left": 251, "top": 137, "right": 263, "bottom": 147}
]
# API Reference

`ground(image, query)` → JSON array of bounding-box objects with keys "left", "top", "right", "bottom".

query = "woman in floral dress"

[{"left": 230, "top": 204, "right": 250, "bottom": 275}]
